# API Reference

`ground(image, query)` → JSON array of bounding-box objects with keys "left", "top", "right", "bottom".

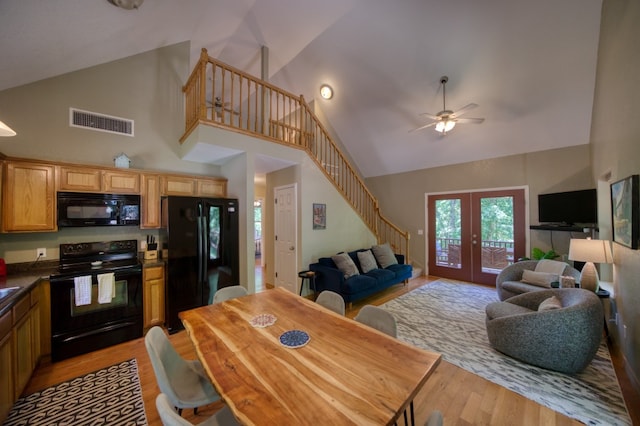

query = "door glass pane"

[
  {"left": 209, "top": 206, "right": 220, "bottom": 260},
  {"left": 435, "top": 199, "right": 462, "bottom": 269},
  {"left": 480, "top": 196, "right": 514, "bottom": 272}
]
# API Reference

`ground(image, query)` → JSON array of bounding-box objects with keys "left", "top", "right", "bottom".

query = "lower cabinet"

[
  {"left": 0, "top": 311, "right": 13, "bottom": 422},
  {"left": 0, "top": 284, "right": 44, "bottom": 423},
  {"left": 143, "top": 265, "right": 165, "bottom": 330}
]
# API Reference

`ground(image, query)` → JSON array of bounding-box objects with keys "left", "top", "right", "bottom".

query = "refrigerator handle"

[{"left": 197, "top": 207, "right": 205, "bottom": 283}]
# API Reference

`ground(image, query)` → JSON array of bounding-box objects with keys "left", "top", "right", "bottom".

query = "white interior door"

[{"left": 274, "top": 184, "right": 297, "bottom": 293}]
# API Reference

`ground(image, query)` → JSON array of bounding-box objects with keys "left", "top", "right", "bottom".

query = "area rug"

[
  {"left": 382, "top": 280, "right": 631, "bottom": 426},
  {"left": 4, "top": 358, "right": 147, "bottom": 426}
]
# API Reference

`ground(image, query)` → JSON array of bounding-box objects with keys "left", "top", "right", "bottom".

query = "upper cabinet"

[
  {"left": 161, "top": 175, "right": 226, "bottom": 198},
  {"left": 1, "top": 157, "right": 227, "bottom": 232},
  {"left": 58, "top": 166, "right": 140, "bottom": 194},
  {"left": 2, "top": 161, "right": 56, "bottom": 232}
]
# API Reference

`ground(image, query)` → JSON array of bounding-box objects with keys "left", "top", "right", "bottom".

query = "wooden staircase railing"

[{"left": 181, "top": 48, "right": 410, "bottom": 261}]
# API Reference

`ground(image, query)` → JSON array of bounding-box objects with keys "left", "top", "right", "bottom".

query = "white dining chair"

[
  {"left": 212, "top": 285, "right": 248, "bottom": 304},
  {"left": 145, "top": 327, "right": 220, "bottom": 415},
  {"left": 156, "top": 393, "right": 239, "bottom": 426},
  {"left": 354, "top": 305, "right": 397, "bottom": 337},
  {"left": 315, "top": 290, "right": 345, "bottom": 315}
]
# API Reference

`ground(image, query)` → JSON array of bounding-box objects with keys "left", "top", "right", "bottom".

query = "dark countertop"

[{"left": 0, "top": 266, "right": 56, "bottom": 318}]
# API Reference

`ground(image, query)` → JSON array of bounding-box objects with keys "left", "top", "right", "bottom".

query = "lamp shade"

[{"left": 568, "top": 238, "right": 613, "bottom": 263}]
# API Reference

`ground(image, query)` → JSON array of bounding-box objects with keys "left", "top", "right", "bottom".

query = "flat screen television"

[{"left": 538, "top": 189, "right": 597, "bottom": 225}]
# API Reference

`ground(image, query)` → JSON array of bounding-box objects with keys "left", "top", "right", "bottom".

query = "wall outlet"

[{"left": 37, "top": 248, "right": 46, "bottom": 258}]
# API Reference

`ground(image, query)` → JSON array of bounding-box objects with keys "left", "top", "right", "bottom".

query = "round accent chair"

[
  {"left": 496, "top": 260, "right": 581, "bottom": 301},
  {"left": 485, "top": 288, "right": 603, "bottom": 374}
]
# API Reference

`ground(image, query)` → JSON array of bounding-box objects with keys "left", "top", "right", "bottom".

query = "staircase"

[{"left": 181, "top": 48, "right": 410, "bottom": 261}]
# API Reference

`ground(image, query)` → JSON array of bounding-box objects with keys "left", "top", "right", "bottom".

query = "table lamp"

[{"left": 568, "top": 238, "right": 613, "bottom": 292}]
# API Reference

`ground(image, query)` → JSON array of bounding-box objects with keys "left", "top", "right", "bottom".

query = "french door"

[{"left": 427, "top": 189, "right": 526, "bottom": 285}]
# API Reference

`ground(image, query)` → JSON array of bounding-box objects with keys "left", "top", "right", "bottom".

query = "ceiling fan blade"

[
  {"left": 451, "top": 103, "right": 478, "bottom": 117},
  {"left": 455, "top": 117, "right": 485, "bottom": 124},
  {"left": 409, "top": 121, "right": 437, "bottom": 133},
  {"left": 419, "top": 112, "right": 440, "bottom": 120}
]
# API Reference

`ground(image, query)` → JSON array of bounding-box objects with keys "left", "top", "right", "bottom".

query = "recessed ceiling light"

[{"left": 320, "top": 84, "right": 333, "bottom": 100}]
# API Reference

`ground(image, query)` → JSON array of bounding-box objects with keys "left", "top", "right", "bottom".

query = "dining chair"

[
  {"left": 315, "top": 290, "right": 345, "bottom": 315},
  {"left": 425, "top": 410, "right": 443, "bottom": 426},
  {"left": 145, "top": 326, "right": 220, "bottom": 415},
  {"left": 212, "top": 285, "right": 248, "bottom": 304},
  {"left": 354, "top": 304, "right": 397, "bottom": 337},
  {"left": 155, "top": 393, "right": 239, "bottom": 426}
]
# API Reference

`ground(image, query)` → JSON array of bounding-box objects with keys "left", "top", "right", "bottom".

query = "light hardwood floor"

[{"left": 24, "top": 274, "right": 640, "bottom": 425}]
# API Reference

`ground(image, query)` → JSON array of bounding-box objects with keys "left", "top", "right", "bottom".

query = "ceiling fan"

[
  {"left": 207, "top": 97, "right": 240, "bottom": 119},
  {"left": 409, "top": 76, "right": 484, "bottom": 134}
]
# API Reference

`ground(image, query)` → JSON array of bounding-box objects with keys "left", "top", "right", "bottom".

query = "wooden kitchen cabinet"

[
  {"left": 102, "top": 169, "right": 140, "bottom": 193},
  {"left": 13, "top": 293, "right": 33, "bottom": 399},
  {"left": 141, "top": 173, "right": 161, "bottom": 229},
  {"left": 0, "top": 310, "right": 13, "bottom": 423},
  {"left": 143, "top": 264, "right": 165, "bottom": 329},
  {"left": 2, "top": 161, "right": 56, "bottom": 232},
  {"left": 58, "top": 165, "right": 102, "bottom": 191},
  {"left": 196, "top": 178, "right": 227, "bottom": 197}
]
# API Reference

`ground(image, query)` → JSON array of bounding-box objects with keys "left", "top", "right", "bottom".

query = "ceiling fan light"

[
  {"left": 0, "top": 120, "right": 16, "bottom": 137},
  {"left": 435, "top": 120, "right": 456, "bottom": 133}
]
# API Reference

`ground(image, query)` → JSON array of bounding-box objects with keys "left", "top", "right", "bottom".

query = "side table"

[
  {"left": 298, "top": 270, "right": 316, "bottom": 298},
  {"left": 596, "top": 288, "right": 610, "bottom": 337}
]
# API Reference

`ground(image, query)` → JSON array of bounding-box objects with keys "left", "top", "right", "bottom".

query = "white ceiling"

[{"left": 0, "top": 0, "right": 603, "bottom": 178}]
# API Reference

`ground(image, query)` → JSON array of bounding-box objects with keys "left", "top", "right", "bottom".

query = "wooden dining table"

[{"left": 179, "top": 287, "right": 441, "bottom": 425}]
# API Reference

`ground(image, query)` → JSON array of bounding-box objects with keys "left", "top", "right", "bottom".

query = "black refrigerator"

[{"left": 160, "top": 196, "right": 239, "bottom": 333}]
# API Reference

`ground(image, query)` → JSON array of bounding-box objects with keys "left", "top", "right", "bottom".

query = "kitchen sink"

[{"left": 0, "top": 287, "right": 20, "bottom": 302}]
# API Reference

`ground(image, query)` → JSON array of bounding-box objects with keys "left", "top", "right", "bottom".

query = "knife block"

[{"left": 144, "top": 243, "right": 158, "bottom": 260}]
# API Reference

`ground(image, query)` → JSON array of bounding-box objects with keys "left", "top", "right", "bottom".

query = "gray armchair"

[
  {"left": 485, "top": 289, "right": 603, "bottom": 373},
  {"left": 496, "top": 260, "right": 580, "bottom": 301}
]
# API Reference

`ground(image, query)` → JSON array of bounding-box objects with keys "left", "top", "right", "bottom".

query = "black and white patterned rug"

[
  {"left": 4, "top": 358, "right": 147, "bottom": 426},
  {"left": 382, "top": 280, "right": 631, "bottom": 426}
]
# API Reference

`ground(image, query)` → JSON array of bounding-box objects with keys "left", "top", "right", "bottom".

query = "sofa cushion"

[
  {"left": 364, "top": 268, "right": 395, "bottom": 284},
  {"left": 538, "top": 296, "right": 562, "bottom": 311},
  {"left": 340, "top": 274, "right": 378, "bottom": 295},
  {"left": 371, "top": 243, "right": 398, "bottom": 268},
  {"left": 318, "top": 257, "right": 336, "bottom": 268},
  {"left": 357, "top": 250, "right": 378, "bottom": 273},
  {"left": 385, "top": 263, "right": 412, "bottom": 280},
  {"left": 521, "top": 270, "right": 559, "bottom": 288},
  {"left": 331, "top": 253, "right": 360, "bottom": 279}
]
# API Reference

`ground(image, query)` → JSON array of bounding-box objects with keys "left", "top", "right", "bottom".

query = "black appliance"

[
  {"left": 49, "top": 240, "right": 143, "bottom": 362},
  {"left": 57, "top": 191, "right": 140, "bottom": 227},
  {"left": 538, "top": 189, "right": 597, "bottom": 225},
  {"left": 160, "top": 196, "right": 239, "bottom": 333}
]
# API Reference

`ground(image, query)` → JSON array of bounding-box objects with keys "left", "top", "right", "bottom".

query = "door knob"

[{"left": 290, "top": 246, "right": 295, "bottom": 250}]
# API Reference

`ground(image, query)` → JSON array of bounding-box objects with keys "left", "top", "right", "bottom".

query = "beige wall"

[
  {"left": 365, "top": 145, "right": 593, "bottom": 272},
  {"left": 590, "top": 0, "right": 640, "bottom": 389}
]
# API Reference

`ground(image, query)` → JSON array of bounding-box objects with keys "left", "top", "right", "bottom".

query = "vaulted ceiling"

[{"left": 0, "top": 0, "right": 602, "bottom": 177}]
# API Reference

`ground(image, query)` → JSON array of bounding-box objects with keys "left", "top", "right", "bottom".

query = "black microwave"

[{"left": 57, "top": 192, "right": 140, "bottom": 227}]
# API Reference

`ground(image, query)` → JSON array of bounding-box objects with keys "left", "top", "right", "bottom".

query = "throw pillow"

[
  {"left": 538, "top": 296, "right": 563, "bottom": 312},
  {"left": 520, "top": 270, "right": 559, "bottom": 288},
  {"left": 331, "top": 252, "right": 360, "bottom": 279},
  {"left": 371, "top": 243, "right": 398, "bottom": 269},
  {"left": 357, "top": 250, "right": 378, "bottom": 273}
]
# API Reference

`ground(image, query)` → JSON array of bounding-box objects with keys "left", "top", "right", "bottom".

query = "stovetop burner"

[{"left": 52, "top": 239, "right": 141, "bottom": 279}]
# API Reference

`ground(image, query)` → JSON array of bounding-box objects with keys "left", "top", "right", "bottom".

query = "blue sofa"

[{"left": 309, "top": 248, "right": 412, "bottom": 304}]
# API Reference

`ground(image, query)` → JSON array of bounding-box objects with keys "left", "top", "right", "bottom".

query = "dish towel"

[
  {"left": 97, "top": 273, "right": 115, "bottom": 304},
  {"left": 74, "top": 275, "right": 92, "bottom": 306}
]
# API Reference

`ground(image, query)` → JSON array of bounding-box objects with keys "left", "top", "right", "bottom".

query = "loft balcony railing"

[{"left": 181, "top": 49, "right": 410, "bottom": 260}]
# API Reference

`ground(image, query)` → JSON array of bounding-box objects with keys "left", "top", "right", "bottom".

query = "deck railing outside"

[{"left": 182, "top": 49, "right": 410, "bottom": 260}]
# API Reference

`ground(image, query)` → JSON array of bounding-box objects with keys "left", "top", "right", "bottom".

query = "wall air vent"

[{"left": 69, "top": 108, "right": 134, "bottom": 137}]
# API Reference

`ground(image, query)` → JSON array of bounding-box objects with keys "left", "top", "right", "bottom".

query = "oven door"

[{"left": 50, "top": 267, "right": 142, "bottom": 361}]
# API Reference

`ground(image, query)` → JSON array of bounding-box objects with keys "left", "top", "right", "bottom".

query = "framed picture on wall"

[
  {"left": 313, "top": 203, "right": 326, "bottom": 230},
  {"left": 610, "top": 174, "right": 639, "bottom": 249}
]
